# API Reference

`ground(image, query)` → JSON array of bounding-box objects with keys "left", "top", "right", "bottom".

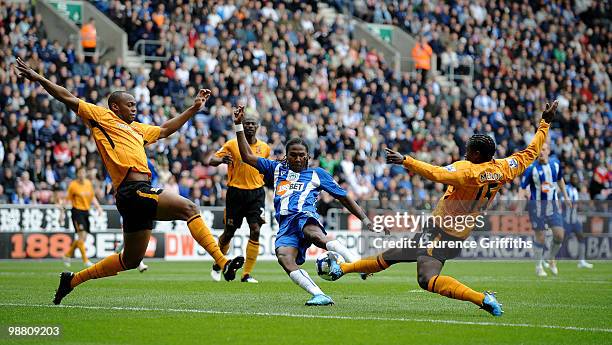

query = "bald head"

[{"left": 107, "top": 91, "right": 137, "bottom": 123}]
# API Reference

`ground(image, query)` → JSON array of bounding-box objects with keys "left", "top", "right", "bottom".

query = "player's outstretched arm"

[
  {"left": 207, "top": 155, "right": 233, "bottom": 167},
  {"left": 159, "top": 89, "right": 210, "bottom": 138},
  {"left": 13, "top": 57, "right": 79, "bottom": 113},
  {"left": 505, "top": 100, "right": 558, "bottom": 179},
  {"left": 385, "top": 148, "right": 467, "bottom": 186},
  {"left": 233, "top": 105, "right": 258, "bottom": 167},
  {"left": 336, "top": 196, "right": 375, "bottom": 232}
]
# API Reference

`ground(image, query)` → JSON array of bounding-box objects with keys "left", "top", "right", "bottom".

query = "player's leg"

[
  {"left": 62, "top": 216, "right": 83, "bottom": 266},
  {"left": 240, "top": 187, "right": 265, "bottom": 282},
  {"left": 115, "top": 240, "right": 147, "bottom": 272},
  {"left": 155, "top": 189, "right": 244, "bottom": 280},
  {"left": 575, "top": 230, "right": 593, "bottom": 268},
  {"left": 417, "top": 255, "right": 501, "bottom": 315},
  {"left": 276, "top": 245, "right": 332, "bottom": 306},
  {"left": 545, "top": 213, "right": 565, "bottom": 275},
  {"left": 53, "top": 230, "right": 148, "bottom": 305},
  {"left": 533, "top": 229, "right": 547, "bottom": 276},
  {"left": 211, "top": 222, "right": 238, "bottom": 281},
  {"left": 76, "top": 230, "right": 92, "bottom": 266},
  {"left": 241, "top": 221, "right": 261, "bottom": 282}
]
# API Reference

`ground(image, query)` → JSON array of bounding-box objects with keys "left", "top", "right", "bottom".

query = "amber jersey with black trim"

[
  {"left": 215, "top": 138, "right": 271, "bottom": 190},
  {"left": 67, "top": 179, "right": 94, "bottom": 211},
  {"left": 77, "top": 100, "right": 161, "bottom": 190},
  {"left": 403, "top": 120, "right": 550, "bottom": 239}
]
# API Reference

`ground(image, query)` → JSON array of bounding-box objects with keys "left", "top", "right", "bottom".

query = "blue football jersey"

[
  {"left": 521, "top": 157, "right": 563, "bottom": 216},
  {"left": 563, "top": 183, "right": 579, "bottom": 224},
  {"left": 255, "top": 158, "right": 347, "bottom": 223}
]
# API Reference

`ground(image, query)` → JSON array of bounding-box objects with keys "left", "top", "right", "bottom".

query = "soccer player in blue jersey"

[
  {"left": 564, "top": 174, "right": 593, "bottom": 269},
  {"left": 520, "top": 142, "right": 571, "bottom": 276},
  {"left": 232, "top": 106, "right": 374, "bottom": 306}
]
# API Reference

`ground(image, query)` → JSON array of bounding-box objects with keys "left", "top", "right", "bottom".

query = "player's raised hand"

[
  {"left": 13, "top": 57, "right": 42, "bottom": 82},
  {"left": 233, "top": 105, "right": 245, "bottom": 124},
  {"left": 385, "top": 148, "right": 405, "bottom": 165},
  {"left": 192, "top": 89, "right": 211, "bottom": 110},
  {"left": 541, "top": 100, "right": 558, "bottom": 124}
]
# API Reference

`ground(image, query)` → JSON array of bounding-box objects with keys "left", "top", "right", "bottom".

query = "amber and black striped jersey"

[
  {"left": 78, "top": 100, "right": 161, "bottom": 190},
  {"left": 403, "top": 120, "right": 550, "bottom": 239},
  {"left": 215, "top": 138, "right": 271, "bottom": 190},
  {"left": 66, "top": 179, "right": 94, "bottom": 211}
]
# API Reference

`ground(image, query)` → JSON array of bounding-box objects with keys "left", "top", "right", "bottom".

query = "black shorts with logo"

[
  {"left": 71, "top": 208, "right": 91, "bottom": 233},
  {"left": 115, "top": 180, "right": 163, "bottom": 233},
  {"left": 414, "top": 226, "right": 464, "bottom": 263},
  {"left": 224, "top": 186, "right": 265, "bottom": 228}
]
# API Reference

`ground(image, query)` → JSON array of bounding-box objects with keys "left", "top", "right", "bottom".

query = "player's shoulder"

[{"left": 224, "top": 138, "right": 238, "bottom": 147}]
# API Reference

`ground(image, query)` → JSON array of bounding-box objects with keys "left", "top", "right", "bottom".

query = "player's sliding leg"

[
  {"left": 211, "top": 224, "right": 237, "bottom": 281},
  {"left": 155, "top": 190, "right": 244, "bottom": 281},
  {"left": 241, "top": 222, "right": 261, "bottom": 283},
  {"left": 276, "top": 246, "right": 333, "bottom": 306},
  {"left": 416, "top": 256, "right": 503, "bottom": 316},
  {"left": 576, "top": 232, "right": 593, "bottom": 268},
  {"left": 53, "top": 230, "right": 149, "bottom": 305},
  {"left": 329, "top": 246, "right": 417, "bottom": 280},
  {"left": 545, "top": 226, "right": 564, "bottom": 275},
  {"left": 533, "top": 230, "right": 547, "bottom": 277}
]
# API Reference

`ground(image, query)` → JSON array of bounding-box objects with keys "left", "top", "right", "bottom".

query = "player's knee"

[
  {"left": 181, "top": 201, "right": 200, "bottom": 221},
  {"left": 417, "top": 273, "right": 431, "bottom": 291},
  {"left": 249, "top": 227, "right": 260, "bottom": 241}
]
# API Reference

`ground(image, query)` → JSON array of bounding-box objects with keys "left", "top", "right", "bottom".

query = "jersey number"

[{"left": 470, "top": 183, "right": 499, "bottom": 212}]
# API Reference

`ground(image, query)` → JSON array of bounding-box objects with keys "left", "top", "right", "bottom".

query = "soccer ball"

[{"left": 315, "top": 251, "right": 345, "bottom": 281}]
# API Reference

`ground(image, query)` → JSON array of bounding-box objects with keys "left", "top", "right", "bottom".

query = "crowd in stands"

[{"left": 0, "top": 0, "right": 610, "bottom": 213}]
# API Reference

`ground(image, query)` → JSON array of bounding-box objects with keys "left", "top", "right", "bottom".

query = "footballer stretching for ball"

[
  {"left": 14, "top": 57, "right": 244, "bottom": 305},
  {"left": 232, "top": 105, "right": 373, "bottom": 306},
  {"left": 330, "top": 101, "right": 559, "bottom": 316}
]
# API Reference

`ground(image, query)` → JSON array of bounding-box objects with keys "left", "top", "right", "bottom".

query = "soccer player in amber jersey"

[
  {"left": 14, "top": 57, "right": 244, "bottom": 305},
  {"left": 330, "top": 101, "right": 559, "bottom": 317},
  {"left": 208, "top": 114, "right": 271, "bottom": 283},
  {"left": 60, "top": 167, "right": 103, "bottom": 268}
]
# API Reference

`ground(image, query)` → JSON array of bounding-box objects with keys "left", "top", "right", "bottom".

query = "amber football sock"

[
  {"left": 187, "top": 215, "right": 228, "bottom": 269},
  {"left": 340, "top": 254, "right": 389, "bottom": 274},
  {"left": 242, "top": 240, "right": 259, "bottom": 277},
  {"left": 70, "top": 253, "right": 125, "bottom": 288},
  {"left": 77, "top": 241, "right": 88, "bottom": 263},
  {"left": 65, "top": 240, "right": 78, "bottom": 257},
  {"left": 427, "top": 275, "right": 485, "bottom": 306}
]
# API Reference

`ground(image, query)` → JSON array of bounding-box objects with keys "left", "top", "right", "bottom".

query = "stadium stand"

[{"left": 0, "top": 0, "right": 610, "bottom": 209}]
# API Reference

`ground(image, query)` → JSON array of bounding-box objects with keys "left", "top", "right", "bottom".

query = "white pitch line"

[{"left": 1, "top": 303, "right": 610, "bottom": 333}]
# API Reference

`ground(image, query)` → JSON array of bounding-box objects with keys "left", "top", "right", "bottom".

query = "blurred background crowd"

[{"left": 0, "top": 0, "right": 610, "bottom": 210}]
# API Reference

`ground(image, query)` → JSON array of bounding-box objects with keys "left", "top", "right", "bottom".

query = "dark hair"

[
  {"left": 285, "top": 138, "right": 309, "bottom": 153},
  {"left": 467, "top": 134, "right": 496, "bottom": 162},
  {"left": 108, "top": 91, "right": 128, "bottom": 109}
]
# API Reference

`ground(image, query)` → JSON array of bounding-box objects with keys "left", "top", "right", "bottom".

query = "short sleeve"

[
  {"left": 316, "top": 168, "right": 347, "bottom": 198},
  {"left": 78, "top": 100, "right": 107, "bottom": 122},
  {"left": 132, "top": 122, "right": 161, "bottom": 145},
  {"left": 214, "top": 142, "right": 232, "bottom": 158},
  {"left": 256, "top": 158, "right": 280, "bottom": 185}
]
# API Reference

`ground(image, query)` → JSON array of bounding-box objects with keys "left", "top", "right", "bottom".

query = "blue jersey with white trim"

[
  {"left": 255, "top": 158, "right": 347, "bottom": 222},
  {"left": 520, "top": 157, "right": 563, "bottom": 216},
  {"left": 563, "top": 183, "right": 579, "bottom": 224}
]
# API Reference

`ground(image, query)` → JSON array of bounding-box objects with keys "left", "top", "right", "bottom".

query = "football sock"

[
  {"left": 578, "top": 239, "right": 586, "bottom": 261},
  {"left": 242, "top": 240, "right": 259, "bottom": 277},
  {"left": 70, "top": 253, "right": 125, "bottom": 288},
  {"left": 340, "top": 254, "right": 389, "bottom": 274},
  {"left": 187, "top": 214, "right": 228, "bottom": 269},
  {"left": 547, "top": 238, "right": 563, "bottom": 261},
  {"left": 533, "top": 240, "right": 545, "bottom": 265},
  {"left": 427, "top": 275, "right": 485, "bottom": 306},
  {"left": 76, "top": 240, "right": 88, "bottom": 263},
  {"left": 65, "top": 240, "right": 78, "bottom": 257},
  {"left": 326, "top": 239, "right": 358, "bottom": 263},
  {"left": 289, "top": 269, "right": 323, "bottom": 296}
]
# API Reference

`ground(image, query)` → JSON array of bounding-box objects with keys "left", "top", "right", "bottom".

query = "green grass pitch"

[{"left": 0, "top": 260, "right": 610, "bottom": 344}]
